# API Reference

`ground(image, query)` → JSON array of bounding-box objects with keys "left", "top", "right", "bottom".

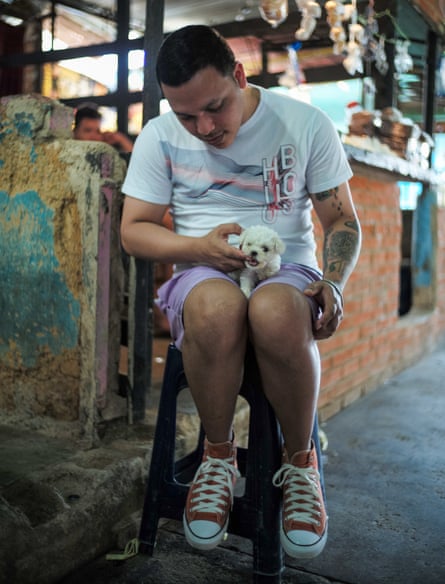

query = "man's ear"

[{"left": 233, "top": 61, "right": 248, "bottom": 89}]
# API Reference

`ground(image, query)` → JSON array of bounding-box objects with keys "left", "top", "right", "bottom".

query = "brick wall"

[{"left": 316, "top": 172, "right": 445, "bottom": 420}]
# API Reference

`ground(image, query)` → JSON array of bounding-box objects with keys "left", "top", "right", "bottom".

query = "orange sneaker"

[
  {"left": 272, "top": 442, "right": 328, "bottom": 559},
  {"left": 183, "top": 438, "right": 240, "bottom": 550}
]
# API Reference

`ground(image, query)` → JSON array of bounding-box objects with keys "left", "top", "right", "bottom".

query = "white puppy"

[{"left": 232, "top": 225, "right": 286, "bottom": 297}]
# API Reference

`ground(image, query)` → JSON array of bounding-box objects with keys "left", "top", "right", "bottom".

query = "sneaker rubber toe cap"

[
  {"left": 188, "top": 519, "right": 223, "bottom": 539},
  {"left": 282, "top": 526, "right": 327, "bottom": 559},
  {"left": 286, "top": 529, "right": 322, "bottom": 546},
  {"left": 183, "top": 517, "right": 227, "bottom": 551}
]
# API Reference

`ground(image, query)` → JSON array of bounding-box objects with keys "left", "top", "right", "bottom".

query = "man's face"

[
  {"left": 73, "top": 118, "right": 103, "bottom": 142},
  {"left": 161, "top": 63, "right": 248, "bottom": 149}
]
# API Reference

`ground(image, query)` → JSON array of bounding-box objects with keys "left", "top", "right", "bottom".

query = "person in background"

[
  {"left": 73, "top": 103, "right": 134, "bottom": 153},
  {"left": 120, "top": 25, "right": 361, "bottom": 559}
]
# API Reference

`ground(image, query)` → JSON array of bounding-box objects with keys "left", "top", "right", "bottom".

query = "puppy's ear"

[
  {"left": 274, "top": 237, "right": 286, "bottom": 255},
  {"left": 239, "top": 230, "right": 247, "bottom": 246},
  {"left": 274, "top": 236, "right": 286, "bottom": 255}
]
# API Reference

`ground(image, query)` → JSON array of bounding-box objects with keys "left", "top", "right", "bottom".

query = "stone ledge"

[{"left": 0, "top": 93, "right": 73, "bottom": 141}]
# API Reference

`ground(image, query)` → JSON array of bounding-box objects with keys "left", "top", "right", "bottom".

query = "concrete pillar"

[{"left": 0, "top": 94, "right": 127, "bottom": 445}]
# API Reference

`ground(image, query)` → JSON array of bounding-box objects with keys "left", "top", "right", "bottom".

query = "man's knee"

[
  {"left": 184, "top": 280, "right": 248, "bottom": 335},
  {"left": 248, "top": 286, "right": 313, "bottom": 341}
]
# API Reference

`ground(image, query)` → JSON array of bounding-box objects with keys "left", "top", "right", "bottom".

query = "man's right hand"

[{"left": 198, "top": 223, "right": 247, "bottom": 272}]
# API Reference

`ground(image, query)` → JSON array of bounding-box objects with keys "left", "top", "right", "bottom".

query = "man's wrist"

[{"left": 320, "top": 279, "right": 344, "bottom": 304}]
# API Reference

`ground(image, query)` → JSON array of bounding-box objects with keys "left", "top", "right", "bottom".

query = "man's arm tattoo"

[{"left": 323, "top": 225, "right": 360, "bottom": 275}]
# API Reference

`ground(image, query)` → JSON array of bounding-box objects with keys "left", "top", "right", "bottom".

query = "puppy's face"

[{"left": 239, "top": 226, "right": 285, "bottom": 270}]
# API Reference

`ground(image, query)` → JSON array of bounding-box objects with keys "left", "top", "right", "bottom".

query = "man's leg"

[
  {"left": 248, "top": 283, "right": 327, "bottom": 560},
  {"left": 182, "top": 279, "right": 248, "bottom": 443},
  {"left": 248, "top": 284, "right": 320, "bottom": 455},
  {"left": 181, "top": 279, "right": 248, "bottom": 550}
]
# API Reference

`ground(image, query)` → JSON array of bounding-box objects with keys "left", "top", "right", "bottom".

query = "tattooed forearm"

[
  {"left": 314, "top": 184, "right": 362, "bottom": 284},
  {"left": 323, "top": 227, "right": 360, "bottom": 278}
]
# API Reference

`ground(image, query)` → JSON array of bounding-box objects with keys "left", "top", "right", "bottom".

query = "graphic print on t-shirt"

[
  {"left": 261, "top": 144, "right": 296, "bottom": 222},
  {"left": 172, "top": 143, "right": 298, "bottom": 225}
]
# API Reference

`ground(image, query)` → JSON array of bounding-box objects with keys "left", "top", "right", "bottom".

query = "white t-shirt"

[{"left": 122, "top": 86, "right": 353, "bottom": 271}]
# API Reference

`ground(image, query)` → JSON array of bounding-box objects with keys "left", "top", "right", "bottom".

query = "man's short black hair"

[
  {"left": 74, "top": 104, "right": 102, "bottom": 129},
  {"left": 156, "top": 25, "right": 236, "bottom": 87}
]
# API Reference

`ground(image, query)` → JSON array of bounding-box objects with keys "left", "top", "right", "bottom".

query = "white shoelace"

[
  {"left": 189, "top": 457, "right": 241, "bottom": 514},
  {"left": 272, "top": 463, "right": 322, "bottom": 526}
]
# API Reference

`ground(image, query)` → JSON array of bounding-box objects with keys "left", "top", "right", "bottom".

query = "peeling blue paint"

[
  {"left": 0, "top": 190, "right": 80, "bottom": 367},
  {"left": 13, "top": 112, "right": 35, "bottom": 138},
  {"left": 0, "top": 128, "right": 12, "bottom": 143},
  {"left": 413, "top": 189, "right": 436, "bottom": 288},
  {"left": 30, "top": 145, "right": 37, "bottom": 163}
]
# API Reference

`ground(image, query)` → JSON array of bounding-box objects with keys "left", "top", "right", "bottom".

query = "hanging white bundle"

[
  {"left": 374, "top": 36, "right": 389, "bottom": 76},
  {"left": 259, "top": 0, "right": 289, "bottom": 28},
  {"left": 394, "top": 40, "right": 413, "bottom": 74},
  {"left": 295, "top": 0, "right": 322, "bottom": 40},
  {"left": 325, "top": 0, "right": 354, "bottom": 55}
]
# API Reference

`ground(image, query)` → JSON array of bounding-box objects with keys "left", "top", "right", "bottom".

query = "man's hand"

[
  {"left": 304, "top": 279, "right": 344, "bottom": 340},
  {"left": 198, "top": 223, "right": 247, "bottom": 272}
]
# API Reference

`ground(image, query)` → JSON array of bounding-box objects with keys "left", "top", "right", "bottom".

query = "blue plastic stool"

[{"left": 139, "top": 343, "right": 324, "bottom": 582}]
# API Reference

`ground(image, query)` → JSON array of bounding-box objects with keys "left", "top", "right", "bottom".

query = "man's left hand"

[{"left": 304, "top": 280, "right": 344, "bottom": 340}]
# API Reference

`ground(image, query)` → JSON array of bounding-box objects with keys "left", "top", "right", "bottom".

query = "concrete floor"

[{"left": 2, "top": 336, "right": 445, "bottom": 584}]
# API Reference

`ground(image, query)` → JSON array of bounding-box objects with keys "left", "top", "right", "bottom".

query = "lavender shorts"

[{"left": 156, "top": 263, "right": 323, "bottom": 350}]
